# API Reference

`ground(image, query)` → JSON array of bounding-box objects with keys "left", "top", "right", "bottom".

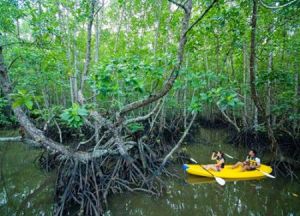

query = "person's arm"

[
  {"left": 255, "top": 158, "right": 261, "bottom": 168},
  {"left": 211, "top": 152, "right": 217, "bottom": 160},
  {"left": 216, "top": 158, "right": 224, "bottom": 166},
  {"left": 243, "top": 156, "right": 249, "bottom": 165}
]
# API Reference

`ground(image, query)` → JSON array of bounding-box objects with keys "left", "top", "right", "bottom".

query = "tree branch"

[
  {"left": 118, "top": 0, "right": 193, "bottom": 117},
  {"left": 168, "top": 0, "right": 188, "bottom": 13},
  {"left": 124, "top": 99, "right": 163, "bottom": 125},
  {"left": 93, "top": 0, "right": 105, "bottom": 17},
  {"left": 78, "top": 90, "right": 113, "bottom": 128},
  {"left": 0, "top": 42, "right": 118, "bottom": 162},
  {"left": 217, "top": 105, "right": 241, "bottom": 132},
  {"left": 159, "top": 113, "right": 197, "bottom": 170},
  {"left": 259, "top": 0, "right": 299, "bottom": 9},
  {"left": 184, "top": 0, "right": 218, "bottom": 36},
  {"left": 8, "top": 56, "right": 21, "bottom": 69}
]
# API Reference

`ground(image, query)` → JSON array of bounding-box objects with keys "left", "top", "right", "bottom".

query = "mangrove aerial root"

[{"left": 52, "top": 135, "right": 177, "bottom": 215}]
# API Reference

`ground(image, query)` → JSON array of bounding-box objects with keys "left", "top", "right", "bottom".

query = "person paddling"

[
  {"left": 203, "top": 151, "right": 225, "bottom": 172},
  {"left": 232, "top": 149, "right": 261, "bottom": 171}
]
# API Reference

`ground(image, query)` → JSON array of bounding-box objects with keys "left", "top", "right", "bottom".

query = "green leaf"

[
  {"left": 78, "top": 107, "right": 88, "bottom": 116},
  {"left": 60, "top": 104, "right": 89, "bottom": 128},
  {"left": 60, "top": 112, "right": 70, "bottom": 121},
  {"left": 12, "top": 99, "right": 24, "bottom": 109},
  {"left": 24, "top": 100, "right": 33, "bottom": 110},
  {"left": 128, "top": 123, "right": 144, "bottom": 133}
]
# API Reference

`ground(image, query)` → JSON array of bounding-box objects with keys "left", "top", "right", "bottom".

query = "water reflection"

[
  {"left": 185, "top": 175, "right": 266, "bottom": 185},
  {"left": 0, "top": 130, "right": 54, "bottom": 216},
  {"left": 108, "top": 170, "right": 300, "bottom": 216}
]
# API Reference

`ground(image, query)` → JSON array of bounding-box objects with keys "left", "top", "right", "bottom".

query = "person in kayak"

[
  {"left": 203, "top": 151, "right": 225, "bottom": 171},
  {"left": 232, "top": 149, "right": 261, "bottom": 171}
]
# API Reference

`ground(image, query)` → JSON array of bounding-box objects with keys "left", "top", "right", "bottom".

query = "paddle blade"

[
  {"left": 190, "top": 158, "right": 198, "bottom": 164},
  {"left": 182, "top": 164, "right": 189, "bottom": 171},
  {"left": 258, "top": 170, "right": 276, "bottom": 178},
  {"left": 224, "top": 153, "right": 234, "bottom": 159},
  {"left": 215, "top": 177, "right": 226, "bottom": 186}
]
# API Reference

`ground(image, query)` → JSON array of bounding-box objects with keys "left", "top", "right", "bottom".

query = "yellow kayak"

[{"left": 182, "top": 164, "right": 273, "bottom": 179}]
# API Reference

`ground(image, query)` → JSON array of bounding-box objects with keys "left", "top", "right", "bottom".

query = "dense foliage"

[{"left": 1, "top": 0, "right": 298, "bottom": 137}]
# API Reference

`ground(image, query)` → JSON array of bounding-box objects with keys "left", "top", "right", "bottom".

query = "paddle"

[
  {"left": 190, "top": 158, "right": 226, "bottom": 186},
  {"left": 224, "top": 153, "right": 276, "bottom": 179},
  {"left": 224, "top": 153, "right": 234, "bottom": 159}
]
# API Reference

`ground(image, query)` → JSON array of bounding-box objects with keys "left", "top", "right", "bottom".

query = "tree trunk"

[
  {"left": 249, "top": 0, "right": 278, "bottom": 153},
  {"left": 293, "top": 68, "right": 299, "bottom": 135},
  {"left": 94, "top": 1, "right": 104, "bottom": 63},
  {"left": 93, "top": 1, "right": 104, "bottom": 144},
  {"left": 80, "top": 0, "right": 96, "bottom": 91},
  {"left": 249, "top": 0, "right": 262, "bottom": 112},
  {"left": 242, "top": 43, "right": 248, "bottom": 128},
  {"left": 230, "top": 51, "right": 235, "bottom": 79},
  {"left": 266, "top": 51, "right": 273, "bottom": 130},
  {"left": 153, "top": 0, "right": 162, "bottom": 58},
  {"left": 73, "top": 28, "right": 79, "bottom": 102},
  {"left": 16, "top": 19, "right": 20, "bottom": 38},
  {"left": 114, "top": 5, "right": 125, "bottom": 54},
  {"left": 216, "top": 34, "right": 220, "bottom": 73}
]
